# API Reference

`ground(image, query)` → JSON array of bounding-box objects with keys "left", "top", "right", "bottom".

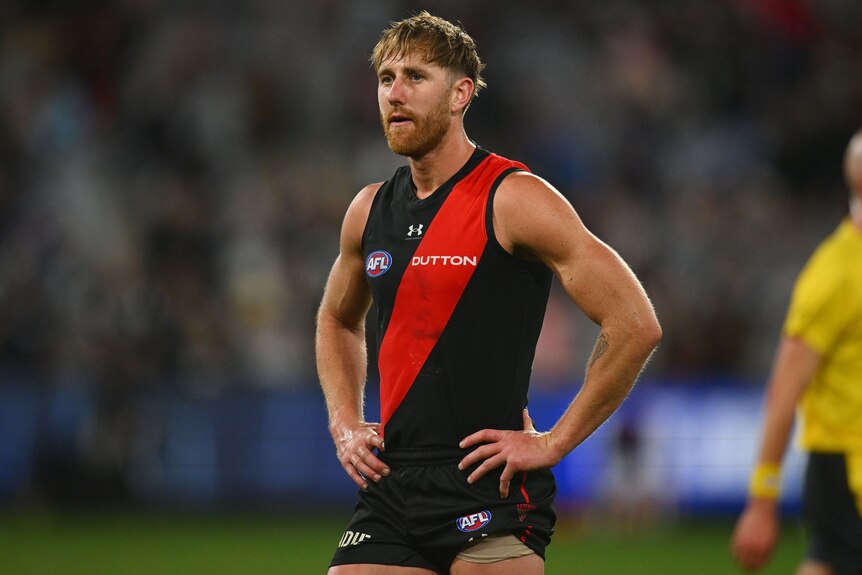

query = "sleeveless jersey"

[{"left": 362, "top": 147, "right": 553, "bottom": 451}]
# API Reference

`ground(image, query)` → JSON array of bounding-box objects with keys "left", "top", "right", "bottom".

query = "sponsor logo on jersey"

[
  {"left": 406, "top": 224, "right": 424, "bottom": 238},
  {"left": 338, "top": 530, "right": 372, "bottom": 547},
  {"left": 411, "top": 255, "right": 478, "bottom": 267},
  {"left": 365, "top": 250, "right": 392, "bottom": 277},
  {"left": 456, "top": 510, "right": 492, "bottom": 533}
]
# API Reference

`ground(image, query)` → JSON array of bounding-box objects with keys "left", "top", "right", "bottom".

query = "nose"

[{"left": 386, "top": 76, "right": 406, "bottom": 105}]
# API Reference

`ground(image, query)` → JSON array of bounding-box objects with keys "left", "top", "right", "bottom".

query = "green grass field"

[{"left": 0, "top": 511, "right": 805, "bottom": 574}]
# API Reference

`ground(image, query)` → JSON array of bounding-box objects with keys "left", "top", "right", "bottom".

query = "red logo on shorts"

[{"left": 517, "top": 503, "right": 537, "bottom": 522}]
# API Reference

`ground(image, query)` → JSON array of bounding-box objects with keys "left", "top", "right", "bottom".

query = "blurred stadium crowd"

[{"left": 1, "top": 0, "right": 861, "bottom": 398}]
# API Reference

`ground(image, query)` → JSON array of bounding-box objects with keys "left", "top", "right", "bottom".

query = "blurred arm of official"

[{"left": 730, "top": 336, "right": 820, "bottom": 571}]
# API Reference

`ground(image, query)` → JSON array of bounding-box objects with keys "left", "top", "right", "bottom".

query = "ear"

[{"left": 450, "top": 77, "right": 475, "bottom": 115}]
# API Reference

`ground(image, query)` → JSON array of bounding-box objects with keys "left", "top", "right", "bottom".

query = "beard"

[{"left": 382, "top": 95, "right": 451, "bottom": 158}]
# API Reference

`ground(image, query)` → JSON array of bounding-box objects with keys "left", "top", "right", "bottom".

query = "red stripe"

[
  {"left": 377, "top": 155, "right": 518, "bottom": 435},
  {"left": 520, "top": 471, "right": 530, "bottom": 503}
]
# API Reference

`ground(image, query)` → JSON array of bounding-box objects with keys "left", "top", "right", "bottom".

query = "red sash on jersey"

[{"left": 377, "top": 154, "right": 526, "bottom": 436}]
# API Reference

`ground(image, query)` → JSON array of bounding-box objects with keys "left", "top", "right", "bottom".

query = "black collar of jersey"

[{"left": 404, "top": 145, "right": 491, "bottom": 211}]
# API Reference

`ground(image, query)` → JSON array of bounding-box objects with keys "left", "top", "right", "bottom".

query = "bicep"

[
  {"left": 319, "top": 251, "right": 372, "bottom": 331},
  {"left": 496, "top": 174, "right": 654, "bottom": 328},
  {"left": 318, "top": 184, "right": 380, "bottom": 330},
  {"left": 768, "top": 336, "right": 821, "bottom": 401},
  {"left": 556, "top": 236, "right": 652, "bottom": 328}
]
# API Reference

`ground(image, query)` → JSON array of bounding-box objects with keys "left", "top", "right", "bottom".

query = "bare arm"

[
  {"left": 731, "top": 336, "right": 820, "bottom": 571},
  {"left": 316, "top": 183, "right": 389, "bottom": 489},
  {"left": 753, "top": 336, "right": 820, "bottom": 472},
  {"left": 459, "top": 172, "right": 662, "bottom": 496}
]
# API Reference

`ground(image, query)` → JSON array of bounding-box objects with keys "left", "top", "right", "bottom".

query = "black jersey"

[{"left": 362, "top": 147, "right": 553, "bottom": 451}]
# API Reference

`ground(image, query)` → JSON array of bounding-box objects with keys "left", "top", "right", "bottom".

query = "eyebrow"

[{"left": 377, "top": 63, "right": 431, "bottom": 79}]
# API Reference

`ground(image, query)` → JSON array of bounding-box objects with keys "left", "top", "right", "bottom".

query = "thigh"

[
  {"left": 450, "top": 553, "right": 544, "bottom": 575},
  {"left": 455, "top": 532, "right": 534, "bottom": 564},
  {"left": 795, "top": 559, "right": 834, "bottom": 575},
  {"left": 329, "top": 565, "right": 438, "bottom": 575}
]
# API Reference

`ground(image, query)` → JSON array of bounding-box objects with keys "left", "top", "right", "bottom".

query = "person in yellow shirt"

[{"left": 731, "top": 129, "right": 862, "bottom": 575}]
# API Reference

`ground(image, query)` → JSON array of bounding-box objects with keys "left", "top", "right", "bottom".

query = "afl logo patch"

[
  {"left": 456, "top": 510, "right": 492, "bottom": 533},
  {"left": 365, "top": 250, "right": 392, "bottom": 277}
]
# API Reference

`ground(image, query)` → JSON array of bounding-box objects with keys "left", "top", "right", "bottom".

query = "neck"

[
  {"left": 851, "top": 194, "right": 862, "bottom": 232},
  {"left": 408, "top": 127, "right": 475, "bottom": 199}
]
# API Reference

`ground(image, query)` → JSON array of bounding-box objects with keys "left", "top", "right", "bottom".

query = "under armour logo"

[{"left": 407, "top": 224, "right": 424, "bottom": 237}]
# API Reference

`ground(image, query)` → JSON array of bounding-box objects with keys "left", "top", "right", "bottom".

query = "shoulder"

[
  {"left": 789, "top": 230, "right": 851, "bottom": 311},
  {"left": 492, "top": 171, "right": 589, "bottom": 260},
  {"left": 341, "top": 182, "right": 385, "bottom": 249},
  {"left": 349, "top": 182, "right": 385, "bottom": 215},
  {"left": 798, "top": 228, "right": 849, "bottom": 285},
  {"left": 495, "top": 171, "right": 570, "bottom": 211},
  {"left": 495, "top": 171, "right": 583, "bottom": 237}
]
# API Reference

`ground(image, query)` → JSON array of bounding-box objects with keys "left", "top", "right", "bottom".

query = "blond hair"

[{"left": 371, "top": 11, "right": 487, "bottom": 99}]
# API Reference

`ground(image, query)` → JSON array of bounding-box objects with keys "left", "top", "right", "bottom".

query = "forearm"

[
  {"left": 317, "top": 310, "right": 389, "bottom": 488},
  {"left": 316, "top": 312, "right": 369, "bottom": 428},
  {"left": 744, "top": 396, "right": 796, "bottom": 508},
  {"left": 751, "top": 337, "right": 820, "bottom": 467},
  {"left": 549, "top": 322, "right": 659, "bottom": 457},
  {"left": 755, "top": 385, "right": 798, "bottom": 467},
  {"left": 741, "top": 384, "right": 797, "bottom": 520},
  {"left": 747, "top": 336, "right": 820, "bottom": 502}
]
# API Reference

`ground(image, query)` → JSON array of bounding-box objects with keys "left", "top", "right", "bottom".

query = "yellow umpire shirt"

[
  {"left": 783, "top": 218, "right": 862, "bottom": 455},
  {"left": 783, "top": 219, "right": 862, "bottom": 513}
]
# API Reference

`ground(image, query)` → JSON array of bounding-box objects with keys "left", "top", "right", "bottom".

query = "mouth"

[{"left": 388, "top": 113, "right": 413, "bottom": 128}]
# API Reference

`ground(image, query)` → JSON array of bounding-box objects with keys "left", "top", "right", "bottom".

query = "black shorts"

[
  {"left": 803, "top": 452, "right": 862, "bottom": 575},
  {"left": 330, "top": 448, "right": 557, "bottom": 574}
]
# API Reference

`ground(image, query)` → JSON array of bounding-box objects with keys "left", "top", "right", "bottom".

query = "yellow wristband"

[{"left": 749, "top": 463, "right": 782, "bottom": 499}]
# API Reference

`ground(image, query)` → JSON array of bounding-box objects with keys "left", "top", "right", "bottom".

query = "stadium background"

[{"left": 1, "top": 0, "right": 861, "bottom": 572}]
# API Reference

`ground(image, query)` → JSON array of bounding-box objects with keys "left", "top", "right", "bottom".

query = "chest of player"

[{"left": 363, "top": 195, "right": 487, "bottom": 310}]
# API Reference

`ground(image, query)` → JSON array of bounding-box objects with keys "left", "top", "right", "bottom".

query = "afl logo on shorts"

[
  {"left": 456, "top": 510, "right": 492, "bottom": 533},
  {"left": 365, "top": 250, "right": 392, "bottom": 277}
]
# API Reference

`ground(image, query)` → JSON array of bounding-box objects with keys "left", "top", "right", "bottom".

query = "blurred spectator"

[{"left": 0, "top": 0, "right": 860, "bottom": 397}]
